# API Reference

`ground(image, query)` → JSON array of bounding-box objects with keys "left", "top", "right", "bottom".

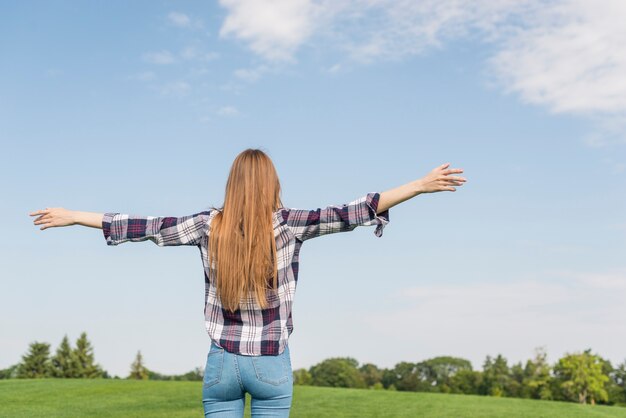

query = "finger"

[
  {"left": 446, "top": 177, "right": 465, "bottom": 184},
  {"left": 40, "top": 221, "right": 54, "bottom": 230},
  {"left": 34, "top": 214, "right": 50, "bottom": 223},
  {"left": 29, "top": 210, "right": 48, "bottom": 216}
]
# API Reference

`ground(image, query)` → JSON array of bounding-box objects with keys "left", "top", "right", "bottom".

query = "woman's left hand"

[{"left": 29, "top": 207, "right": 76, "bottom": 230}]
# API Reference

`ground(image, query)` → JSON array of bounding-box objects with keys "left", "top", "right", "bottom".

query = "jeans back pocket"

[
  {"left": 251, "top": 348, "right": 291, "bottom": 386},
  {"left": 203, "top": 344, "right": 224, "bottom": 388}
]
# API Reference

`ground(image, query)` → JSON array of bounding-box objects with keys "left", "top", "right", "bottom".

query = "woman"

[{"left": 29, "top": 148, "right": 466, "bottom": 417}]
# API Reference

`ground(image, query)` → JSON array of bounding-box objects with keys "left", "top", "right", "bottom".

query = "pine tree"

[
  {"left": 51, "top": 335, "right": 77, "bottom": 378},
  {"left": 16, "top": 341, "right": 52, "bottom": 378},
  {"left": 128, "top": 350, "right": 149, "bottom": 380},
  {"left": 523, "top": 346, "right": 553, "bottom": 400},
  {"left": 71, "top": 332, "right": 104, "bottom": 378}
]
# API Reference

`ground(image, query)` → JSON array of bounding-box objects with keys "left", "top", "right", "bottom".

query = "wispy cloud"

[
  {"left": 233, "top": 65, "right": 268, "bottom": 83},
  {"left": 142, "top": 46, "right": 217, "bottom": 67},
  {"left": 216, "top": 105, "right": 240, "bottom": 117},
  {"left": 216, "top": 0, "right": 533, "bottom": 62},
  {"left": 142, "top": 50, "right": 176, "bottom": 65},
  {"left": 217, "top": 0, "right": 626, "bottom": 144},
  {"left": 180, "top": 46, "right": 219, "bottom": 62},
  {"left": 167, "top": 11, "right": 204, "bottom": 30},
  {"left": 487, "top": 1, "right": 626, "bottom": 117}
]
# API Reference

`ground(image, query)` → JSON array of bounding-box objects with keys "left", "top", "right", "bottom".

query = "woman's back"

[{"left": 200, "top": 191, "right": 390, "bottom": 356}]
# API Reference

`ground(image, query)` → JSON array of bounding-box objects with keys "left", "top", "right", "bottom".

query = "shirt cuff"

[
  {"left": 365, "top": 192, "right": 390, "bottom": 237},
  {"left": 102, "top": 212, "right": 118, "bottom": 245}
]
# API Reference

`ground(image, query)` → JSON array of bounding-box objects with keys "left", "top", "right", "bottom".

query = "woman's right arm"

[
  {"left": 29, "top": 208, "right": 102, "bottom": 230},
  {"left": 376, "top": 163, "right": 466, "bottom": 214},
  {"left": 30, "top": 208, "right": 209, "bottom": 246}
]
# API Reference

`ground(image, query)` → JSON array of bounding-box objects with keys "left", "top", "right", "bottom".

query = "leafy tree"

[
  {"left": 309, "top": 357, "right": 365, "bottom": 388},
  {"left": 608, "top": 360, "right": 626, "bottom": 405},
  {"left": 359, "top": 363, "right": 383, "bottom": 388},
  {"left": 381, "top": 367, "right": 398, "bottom": 389},
  {"left": 0, "top": 364, "right": 19, "bottom": 379},
  {"left": 416, "top": 356, "right": 473, "bottom": 393},
  {"left": 553, "top": 349, "right": 609, "bottom": 404},
  {"left": 480, "top": 354, "right": 510, "bottom": 397},
  {"left": 145, "top": 368, "right": 168, "bottom": 380},
  {"left": 383, "top": 362, "right": 419, "bottom": 391},
  {"left": 51, "top": 335, "right": 77, "bottom": 378},
  {"left": 71, "top": 332, "right": 104, "bottom": 378},
  {"left": 293, "top": 368, "right": 312, "bottom": 385},
  {"left": 178, "top": 366, "right": 203, "bottom": 381},
  {"left": 129, "top": 350, "right": 149, "bottom": 380},
  {"left": 522, "top": 346, "right": 553, "bottom": 400},
  {"left": 508, "top": 361, "right": 525, "bottom": 398},
  {"left": 449, "top": 369, "right": 483, "bottom": 395},
  {"left": 16, "top": 342, "right": 52, "bottom": 378}
]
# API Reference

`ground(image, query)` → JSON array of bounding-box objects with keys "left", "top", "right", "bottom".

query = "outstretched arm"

[
  {"left": 284, "top": 192, "right": 390, "bottom": 241},
  {"left": 29, "top": 209, "right": 210, "bottom": 247},
  {"left": 377, "top": 162, "right": 466, "bottom": 213}
]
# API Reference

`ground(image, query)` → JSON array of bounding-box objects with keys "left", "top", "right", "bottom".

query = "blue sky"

[{"left": 1, "top": 0, "right": 625, "bottom": 378}]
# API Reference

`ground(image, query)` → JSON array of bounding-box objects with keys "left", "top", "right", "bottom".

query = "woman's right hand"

[
  {"left": 416, "top": 163, "right": 466, "bottom": 193},
  {"left": 29, "top": 207, "right": 76, "bottom": 230}
]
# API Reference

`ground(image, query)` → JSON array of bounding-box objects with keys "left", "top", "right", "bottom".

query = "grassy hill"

[{"left": 1, "top": 379, "right": 625, "bottom": 417}]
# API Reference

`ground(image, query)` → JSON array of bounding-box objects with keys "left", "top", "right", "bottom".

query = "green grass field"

[{"left": 1, "top": 379, "right": 625, "bottom": 417}]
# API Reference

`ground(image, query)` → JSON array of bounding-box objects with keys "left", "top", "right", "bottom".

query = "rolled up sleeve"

[
  {"left": 102, "top": 211, "right": 211, "bottom": 247},
  {"left": 284, "top": 192, "right": 390, "bottom": 242}
]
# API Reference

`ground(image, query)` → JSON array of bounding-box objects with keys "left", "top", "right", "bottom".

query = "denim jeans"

[{"left": 202, "top": 341, "right": 293, "bottom": 417}]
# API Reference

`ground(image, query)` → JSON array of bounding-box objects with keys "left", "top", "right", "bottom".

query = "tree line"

[
  {"left": 292, "top": 346, "right": 626, "bottom": 407},
  {"left": 0, "top": 332, "right": 202, "bottom": 381},
  {"left": 4, "top": 336, "right": 625, "bottom": 408}
]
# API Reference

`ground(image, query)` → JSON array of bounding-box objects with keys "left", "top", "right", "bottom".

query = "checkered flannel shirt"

[{"left": 102, "top": 192, "right": 390, "bottom": 356}]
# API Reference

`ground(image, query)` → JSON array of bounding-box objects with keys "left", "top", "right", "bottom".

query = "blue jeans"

[{"left": 202, "top": 341, "right": 293, "bottom": 417}]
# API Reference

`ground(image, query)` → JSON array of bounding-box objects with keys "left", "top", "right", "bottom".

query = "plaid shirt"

[{"left": 102, "top": 192, "right": 390, "bottom": 356}]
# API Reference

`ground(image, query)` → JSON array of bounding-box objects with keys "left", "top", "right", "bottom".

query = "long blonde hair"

[{"left": 209, "top": 149, "right": 283, "bottom": 312}]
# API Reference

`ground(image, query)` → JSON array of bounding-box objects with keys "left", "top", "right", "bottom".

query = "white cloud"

[
  {"left": 167, "top": 11, "right": 204, "bottom": 30},
  {"left": 142, "top": 50, "right": 176, "bottom": 65},
  {"left": 168, "top": 12, "right": 191, "bottom": 27},
  {"left": 216, "top": 105, "right": 240, "bottom": 117},
  {"left": 233, "top": 65, "right": 268, "bottom": 82},
  {"left": 326, "top": 63, "right": 342, "bottom": 74},
  {"left": 180, "top": 46, "right": 197, "bottom": 60},
  {"left": 364, "top": 268, "right": 626, "bottom": 369},
  {"left": 180, "top": 46, "right": 219, "bottom": 62},
  {"left": 216, "top": 0, "right": 626, "bottom": 141},
  {"left": 216, "top": 0, "right": 533, "bottom": 62},
  {"left": 218, "top": 0, "right": 319, "bottom": 62},
  {"left": 488, "top": 0, "right": 626, "bottom": 116}
]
